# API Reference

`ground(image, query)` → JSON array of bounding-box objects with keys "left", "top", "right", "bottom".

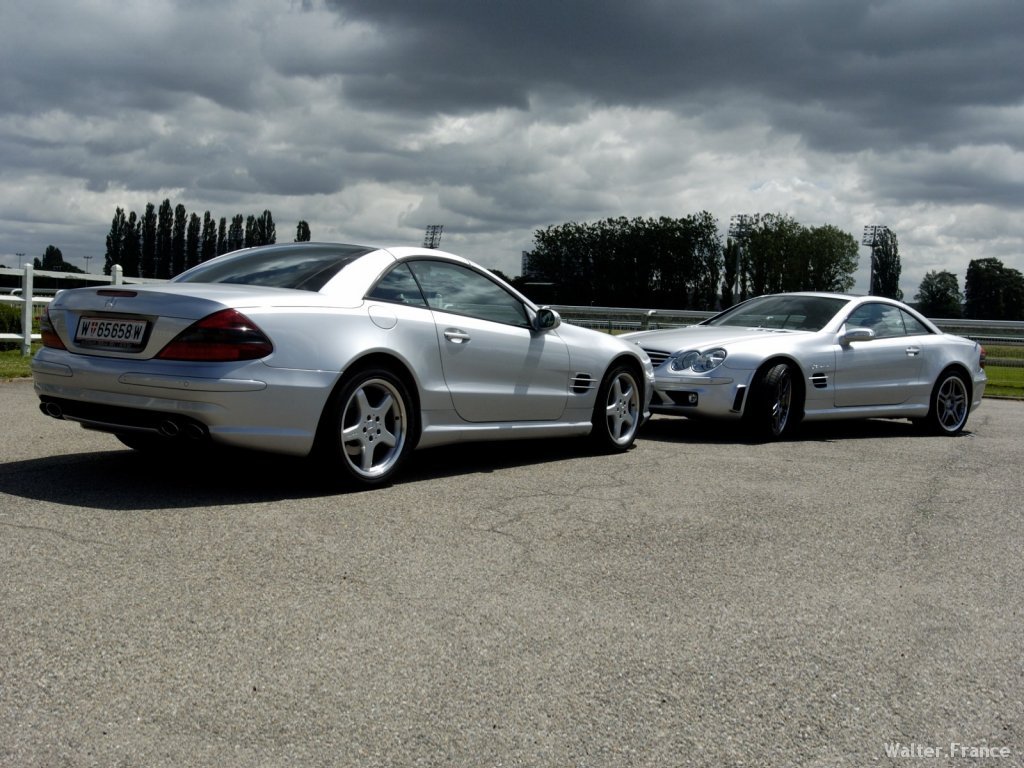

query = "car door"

[
  {"left": 407, "top": 260, "right": 569, "bottom": 423},
  {"left": 833, "top": 302, "right": 925, "bottom": 407}
]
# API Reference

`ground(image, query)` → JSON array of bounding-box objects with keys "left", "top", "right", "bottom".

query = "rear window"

[{"left": 173, "top": 244, "right": 374, "bottom": 291}]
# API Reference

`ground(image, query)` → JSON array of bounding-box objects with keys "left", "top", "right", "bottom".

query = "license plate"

[{"left": 75, "top": 317, "right": 148, "bottom": 350}]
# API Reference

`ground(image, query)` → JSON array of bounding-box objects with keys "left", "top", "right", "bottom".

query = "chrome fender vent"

[
  {"left": 570, "top": 373, "right": 596, "bottom": 395},
  {"left": 811, "top": 372, "right": 829, "bottom": 389}
]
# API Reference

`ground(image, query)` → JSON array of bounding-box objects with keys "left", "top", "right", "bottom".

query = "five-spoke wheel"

[
  {"left": 591, "top": 365, "right": 642, "bottom": 452},
  {"left": 320, "top": 368, "right": 415, "bottom": 486}
]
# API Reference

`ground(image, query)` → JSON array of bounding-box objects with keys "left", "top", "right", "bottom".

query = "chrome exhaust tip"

[
  {"left": 158, "top": 419, "right": 181, "bottom": 438},
  {"left": 41, "top": 402, "right": 64, "bottom": 419}
]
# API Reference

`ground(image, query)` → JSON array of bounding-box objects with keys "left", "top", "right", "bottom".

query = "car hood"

[{"left": 623, "top": 324, "right": 807, "bottom": 352}]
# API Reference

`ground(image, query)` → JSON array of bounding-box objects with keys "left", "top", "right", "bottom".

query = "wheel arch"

[
  {"left": 316, "top": 351, "right": 424, "bottom": 449},
  {"left": 936, "top": 361, "right": 973, "bottom": 400},
  {"left": 746, "top": 354, "right": 807, "bottom": 416}
]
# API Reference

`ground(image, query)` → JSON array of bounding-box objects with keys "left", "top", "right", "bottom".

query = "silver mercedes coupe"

[
  {"left": 623, "top": 292, "right": 986, "bottom": 440},
  {"left": 32, "top": 243, "right": 654, "bottom": 486}
]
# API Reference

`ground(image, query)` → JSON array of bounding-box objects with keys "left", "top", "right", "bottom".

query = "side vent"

[
  {"left": 811, "top": 373, "right": 829, "bottom": 389},
  {"left": 570, "top": 373, "right": 596, "bottom": 395}
]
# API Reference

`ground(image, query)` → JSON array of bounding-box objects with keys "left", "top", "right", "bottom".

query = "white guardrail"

[
  {"left": 0, "top": 265, "right": 166, "bottom": 356},
  {"left": 3, "top": 267, "right": 1023, "bottom": 359}
]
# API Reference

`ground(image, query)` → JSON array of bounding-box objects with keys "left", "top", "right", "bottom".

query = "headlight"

[{"left": 669, "top": 348, "right": 727, "bottom": 372}]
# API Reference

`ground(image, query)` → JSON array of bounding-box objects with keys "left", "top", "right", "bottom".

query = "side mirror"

[
  {"left": 840, "top": 326, "right": 875, "bottom": 345},
  {"left": 533, "top": 306, "right": 561, "bottom": 332}
]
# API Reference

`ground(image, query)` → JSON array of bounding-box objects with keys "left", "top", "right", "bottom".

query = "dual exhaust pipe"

[{"left": 39, "top": 401, "right": 209, "bottom": 441}]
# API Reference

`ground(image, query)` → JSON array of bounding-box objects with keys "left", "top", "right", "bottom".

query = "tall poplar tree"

[
  {"left": 155, "top": 199, "right": 173, "bottom": 279},
  {"left": 141, "top": 202, "right": 157, "bottom": 278},
  {"left": 170, "top": 203, "right": 187, "bottom": 276}
]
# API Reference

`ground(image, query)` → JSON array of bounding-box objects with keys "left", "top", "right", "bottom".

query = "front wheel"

[
  {"left": 745, "top": 362, "right": 802, "bottom": 441},
  {"left": 922, "top": 369, "right": 970, "bottom": 435},
  {"left": 318, "top": 368, "right": 416, "bottom": 487},
  {"left": 590, "top": 365, "right": 642, "bottom": 453}
]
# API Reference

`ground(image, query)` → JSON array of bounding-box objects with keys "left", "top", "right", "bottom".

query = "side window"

[
  {"left": 847, "top": 303, "right": 905, "bottom": 338},
  {"left": 366, "top": 263, "right": 428, "bottom": 307},
  {"left": 407, "top": 260, "right": 529, "bottom": 327},
  {"left": 900, "top": 309, "right": 932, "bottom": 336}
]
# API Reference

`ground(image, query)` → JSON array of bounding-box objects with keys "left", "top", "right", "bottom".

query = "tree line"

[
  {"left": 103, "top": 200, "right": 312, "bottom": 278},
  {"left": 521, "top": 212, "right": 1023, "bottom": 320},
  {"left": 7, "top": 206, "right": 1021, "bottom": 320}
]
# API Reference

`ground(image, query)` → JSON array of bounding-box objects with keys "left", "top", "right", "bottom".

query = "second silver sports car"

[
  {"left": 623, "top": 292, "right": 986, "bottom": 439},
  {"left": 32, "top": 243, "right": 654, "bottom": 486}
]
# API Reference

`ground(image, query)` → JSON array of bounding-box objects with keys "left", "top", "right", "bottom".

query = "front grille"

[{"left": 642, "top": 348, "right": 672, "bottom": 367}]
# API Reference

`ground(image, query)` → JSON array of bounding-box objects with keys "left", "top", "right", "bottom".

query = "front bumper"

[{"left": 647, "top": 369, "right": 755, "bottom": 419}]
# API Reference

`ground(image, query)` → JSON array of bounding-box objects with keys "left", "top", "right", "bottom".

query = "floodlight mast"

[
  {"left": 861, "top": 225, "right": 888, "bottom": 295},
  {"left": 728, "top": 214, "right": 753, "bottom": 300},
  {"left": 423, "top": 225, "right": 444, "bottom": 249}
]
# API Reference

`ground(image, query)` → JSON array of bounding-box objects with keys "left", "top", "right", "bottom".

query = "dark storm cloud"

[
  {"left": 320, "top": 0, "right": 1024, "bottom": 153},
  {"left": 0, "top": 0, "right": 1021, "bottom": 290}
]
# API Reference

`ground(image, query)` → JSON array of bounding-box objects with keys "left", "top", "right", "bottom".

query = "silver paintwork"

[
  {"left": 32, "top": 244, "right": 654, "bottom": 480},
  {"left": 623, "top": 292, "right": 986, "bottom": 436}
]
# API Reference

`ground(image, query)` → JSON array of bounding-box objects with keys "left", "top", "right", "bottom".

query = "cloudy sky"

[{"left": 1, "top": 0, "right": 1021, "bottom": 296}]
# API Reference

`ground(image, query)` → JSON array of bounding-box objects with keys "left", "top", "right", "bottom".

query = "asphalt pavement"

[{"left": 1, "top": 377, "right": 1022, "bottom": 767}]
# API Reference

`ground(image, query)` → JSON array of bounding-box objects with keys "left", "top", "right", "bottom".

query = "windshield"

[
  {"left": 174, "top": 244, "right": 374, "bottom": 291},
  {"left": 704, "top": 295, "right": 851, "bottom": 331}
]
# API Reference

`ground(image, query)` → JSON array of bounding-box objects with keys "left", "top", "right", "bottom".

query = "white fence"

[{"left": 0, "top": 265, "right": 165, "bottom": 356}]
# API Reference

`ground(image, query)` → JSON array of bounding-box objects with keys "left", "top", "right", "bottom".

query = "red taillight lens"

[
  {"left": 40, "top": 307, "right": 66, "bottom": 350},
  {"left": 979, "top": 345, "right": 987, "bottom": 369},
  {"left": 156, "top": 309, "right": 273, "bottom": 362}
]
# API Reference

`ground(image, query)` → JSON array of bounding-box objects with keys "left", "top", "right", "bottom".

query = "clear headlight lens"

[{"left": 669, "top": 348, "right": 727, "bottom": 372}]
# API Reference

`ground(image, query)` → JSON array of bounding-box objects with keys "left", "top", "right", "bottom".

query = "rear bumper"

[{"left": 31, "top": 349, "right": 338, "bottom": 456}]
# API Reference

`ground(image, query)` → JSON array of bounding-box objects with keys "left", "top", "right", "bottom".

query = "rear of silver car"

[{"left": 33, "top": 284, "right": 339, "bottom": 455}]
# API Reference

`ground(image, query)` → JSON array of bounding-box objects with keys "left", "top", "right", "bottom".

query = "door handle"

[
  {"left": 906, "top": 346, "right": 920, "bottom": 357},
  {"left": 444, "top": 328, "right": 471, "bottom": 344}
]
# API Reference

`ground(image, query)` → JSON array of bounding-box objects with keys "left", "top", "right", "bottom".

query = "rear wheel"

[
  {"left": 922, "top": 369, "right": 970, "bottom": 435},
  {"left": 745, "top": 362, "right": 801, "bottom": 440},
  {"left": 318, "top": 368, "right": 416, "bottom": 487},
  {"left": 590, "top": 365, "right": 642, "bottom": 453}
]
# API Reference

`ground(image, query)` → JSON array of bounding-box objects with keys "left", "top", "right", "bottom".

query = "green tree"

[
  {"left": 201, "top": 212, "right": 218, "bottom": 263},
  {"left": 104, "top": 207, "right": 127, "bottom": 275},
  {"left": 869, "top": 227, "right": 902, "bottom": 299},
  {"left": 227, "top": 214, "right": 244, "bottom": 252},
  {"left": 185, "top": 212, "right": 201, "bottom": 270},
  {"left": 295, "top": 220, "right": 311, "bottom": 242},
  {"left": 526, "top": 214, "right": 723, "bottom": 309},
  {"left": 41, "top": 245, "right": 65, "bottom": 270},
  {"left": 156, "top": 199, "right": 173, "bottom": 279},
  {"left": 965, "top": 258, "right": 1024, "bottom": 320},
  {"left": 217, "top": 217, "right": 228, "bottom": 255},
  {"left": 803, "top": 225, "right": 858, "bottom": 292},
  {"left": 122, "top": 211, "right": 141, "bottom": 276},
  {"left": 141, "top": 203, "right": 157, "bottom": 278},
  {"left": 170, "top": 203, "right": 187, "bottom": 276},
  {"left": 915, "top": 270, "right": 963, "bottom": 318}
]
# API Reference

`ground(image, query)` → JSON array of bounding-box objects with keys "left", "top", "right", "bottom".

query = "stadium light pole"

[
  {"left": 861, "top": 225, "right": 888, "bottom": 295},
  {"left": 423, "top": 225, "right": 443, "bottom": 249},
  {"left": 729, "top": 214, "right": 753, "bottom": 300}
]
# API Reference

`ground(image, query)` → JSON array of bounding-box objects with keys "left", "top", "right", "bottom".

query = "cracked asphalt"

[{"left": 1, "top": 377, "right": 1022, "bottom": 768}]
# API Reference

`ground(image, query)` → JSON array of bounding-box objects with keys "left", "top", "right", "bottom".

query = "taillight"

[
  {"left": 979, "top": 345, "right": 986, "bottom": 369},
  {"left": 40, "top": 307, "right": 66, "bottom": 350},
  {"left": 156, "top": 309, "right": 273, "bottom": 362}
]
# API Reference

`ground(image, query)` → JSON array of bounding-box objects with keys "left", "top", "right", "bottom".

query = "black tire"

[
  {"left": 590, "top": 364, "right": 642, "bottom": 453},
  {"left": 922, "top": 369, "right": 971, "bottom": 435},
  {"left": 745, "top": 362, "right": 801, "bottom": 440},
  {"left": 318, "top": 368, "right": 416, "bottom": 487}
]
